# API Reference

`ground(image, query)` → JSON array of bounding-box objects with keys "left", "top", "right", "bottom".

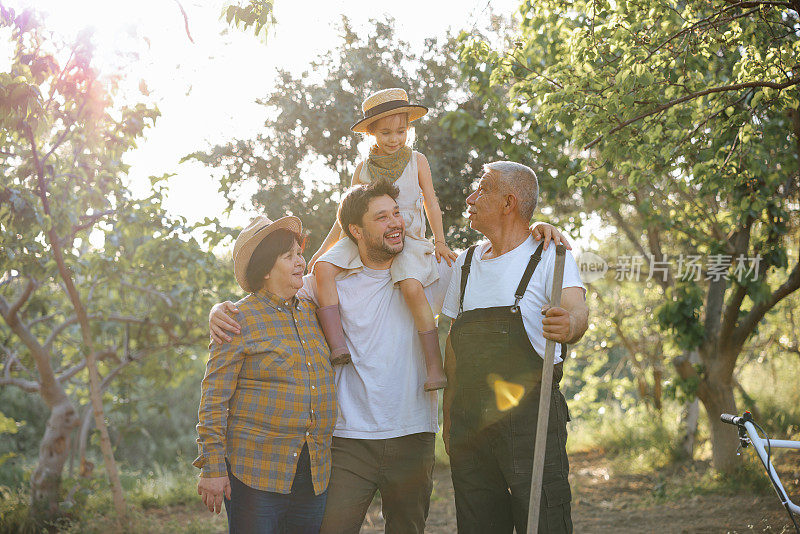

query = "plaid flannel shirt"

[{"left": 193, "top": 289, "right": 337, "bottom": 495}]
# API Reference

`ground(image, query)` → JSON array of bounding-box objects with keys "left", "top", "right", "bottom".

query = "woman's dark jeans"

[{"left": 225, "top": 444, "right": 327, "bottom": 534}]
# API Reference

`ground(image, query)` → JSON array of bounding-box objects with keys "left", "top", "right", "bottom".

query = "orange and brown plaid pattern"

[{"left": 193, "top": 289, "right": 337, "bottom": 495}]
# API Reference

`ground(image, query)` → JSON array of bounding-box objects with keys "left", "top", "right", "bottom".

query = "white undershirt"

[
  {"left": 441, "top": 236, "right": 584, "bottom": 363},
  {"left": 299, "top": 260, "right": 452, "bottom": 439}
]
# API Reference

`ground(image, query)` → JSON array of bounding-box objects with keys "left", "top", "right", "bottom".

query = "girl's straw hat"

[
  {"left": 351, "top": 88, "right": 428, "bottom": 133},
  {"left": 233, "top": 214, "right": 303, "bottom": 293}
]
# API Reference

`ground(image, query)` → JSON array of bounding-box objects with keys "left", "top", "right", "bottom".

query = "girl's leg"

[
  {"left": 399, "top": 278, "right": 447, "bottom": 391},
  {"left": 314, "top": 262, "right": 351, "bottom": 365}
]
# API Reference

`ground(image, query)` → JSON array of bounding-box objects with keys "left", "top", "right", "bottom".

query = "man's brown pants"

[{"left": 319, "top": 432, "right": 435, "bottom": 534}]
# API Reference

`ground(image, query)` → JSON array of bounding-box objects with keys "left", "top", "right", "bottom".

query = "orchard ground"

[{"left": 147, "top": 442, "right": 800, "bottom": 534}]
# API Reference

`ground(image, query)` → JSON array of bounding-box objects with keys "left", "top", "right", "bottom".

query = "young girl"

[{"left": 309, "top": 87, "right": 455, "bottom": 391}]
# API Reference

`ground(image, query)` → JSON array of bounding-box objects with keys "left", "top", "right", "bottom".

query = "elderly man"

[{"left": 441, "top": 161, "right": 588, "bottom": 533}]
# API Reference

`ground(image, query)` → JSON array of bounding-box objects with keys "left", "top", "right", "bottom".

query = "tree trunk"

[
  {"left": 652, "top": 367, "right": 663, "bottom": 411},
  {"left": 680, "top": 398, "right": 700, "bottom": 459},
  {"left": 673, "top": 349, "right": 740, "bottom": 469},
  {"left": 674, "top": 351, "right": 699, "bottom": 459},
  {"left": 30, "top": 400, "right": 79, "bottom": 520},
  {"left": 699, "top": 365, "right": 740, "bottom": 473},
  {"left": 85, "top": 351, "right": 126, "bottom": 517}
]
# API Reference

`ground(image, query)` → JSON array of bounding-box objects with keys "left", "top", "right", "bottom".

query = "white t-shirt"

[
  {"left": 441, "top": 236, "right": 584, "bottom": 364},
  {"left": 299, "top": 260, "right": 453, "bottom": 439}
]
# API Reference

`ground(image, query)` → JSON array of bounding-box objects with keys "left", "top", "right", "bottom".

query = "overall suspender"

[
  {"left": 458, "top": 245, "right": 478, "bottom": 315},
  {"left": 459, "top": 242, "right": 546, "bottom": 315},
  {"left": 457, "top": 241, "right": 567, "bottom": 355},
  {"left": 511, "top": 241, "right": 545, "bottom": 314}
]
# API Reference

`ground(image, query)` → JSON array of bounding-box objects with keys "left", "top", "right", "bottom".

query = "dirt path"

[
  {"left": 170, "top": 450, "right": 798, "bottom": 533},
  {"left": 360, "top": 451, "right": 798, "bottom": 533},
  {"left": 568, "top": 451, "right": 797, "bottom": 533}
]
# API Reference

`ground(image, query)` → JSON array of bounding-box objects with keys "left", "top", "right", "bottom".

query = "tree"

[
  {"left": 186, "top": 16, "right": 562, "bottom": 252},
  {"left": 459, "top": 0, "right": 800, "bottom": 472},
  {"left": 223, "top": 0, "right": 276, "bottom": 40},
  {"left": 0, "top": 6, "right": 223, "bottom": 521}
]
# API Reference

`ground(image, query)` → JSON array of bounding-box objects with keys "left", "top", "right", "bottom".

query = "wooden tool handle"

[{"left": 527, "top": 244, "right": 566, "bottom": 533}]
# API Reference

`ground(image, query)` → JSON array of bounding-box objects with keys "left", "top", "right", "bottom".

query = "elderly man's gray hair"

[{"left": 484, "top": 161, "right": 539, "bottom": 221}]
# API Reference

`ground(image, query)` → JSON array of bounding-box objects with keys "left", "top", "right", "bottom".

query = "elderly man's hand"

[
  {"left": 541, "top": 305, "right": 573, "bottom": 343},
  {"left": 442, "top": 419, "right": 451, "bottom": 456},
  {"left": 197, "top": 475, "right": 231, "bottom": 514},
  {"left": 209, "top": 301, "right": 241, "bottom": 344}
]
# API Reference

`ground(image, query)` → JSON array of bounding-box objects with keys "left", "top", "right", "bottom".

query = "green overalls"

[{"left": 448, "top": 242, "right": 573, "bottom": 533}]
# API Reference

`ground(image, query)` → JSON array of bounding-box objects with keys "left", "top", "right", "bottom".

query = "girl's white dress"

[{"left": 317, "top": 150, "right": 439, "bottom": 287}]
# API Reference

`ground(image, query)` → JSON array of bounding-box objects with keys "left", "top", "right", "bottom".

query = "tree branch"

[
  {"left": 2, "top": 347, "right": 30, "bottom": 377},
  {"left": 45, "top": 313, "right": 177, "bottom": 352},
  {"left": 608, "top": 210, "right": 651, "bottom": 259},
  {"left": 44, "top": 47, "right": 76, "bottom": 112},
  {"left": 0, "top": 272, "right": 21, "bottom": 289},
  {"left": 672, "top": 352, "right": 710, "bottom": 402},
  {"left": 507, "top": 51, "right": 564, "bottom": 90},
  {"left": 28, "top": 313, "right": 59, "bottom": 327},
  {"left": 42, "top": 78, "right": 93, "bottom": 165},
  {"left": 0, "top": 295, "right": 68, "bottom": 408},
  {"left": 42, "top": 126, "right": 74, "bottom": 165},
  {"left": 56, "top": 349, "right": 119, "bottom": 384},
  {"left": 645, "top": 223, "right": 673, "bottom": 290},
  {"left": 721, "top": 0, "right": 793, "bottom": 6},
  {"left": 731, "top": 253, "right": 800, "bottom": 353},
  {"left": 5, "top": 279, "right": 36, "bottom": 327},
  {"left": 0, "top": 376, "right": 40, "bottom": 392},
  {"left": 720, "top": 284, "right": 747, "bottom": 344},
  {"left": 174, "top": 0, "right": 195, "bottom": 43},
  {"left": 584, "top": 75, "right": 800, "bottom": 149},
  {"left": 76, "top": 340, "right": 195, "bottom": 463},
  {"left": 1, "top": 342, "right": 36, "bottom": 395},
  {"left": 592, "top": 289, "right": 653, "bottom": 382},
  {"left": 69, "top": 210, "right": 116, "bottom": 238},
  {"left": 792, "top": 108, "right": 800, "bottom": 184},
  {"left": 118, "top": 282, "right": 175, "bottom": 307},
  {"left": 776, "top": 339, "right": 800, "bottom": 359},
  {"left": 719, "top": 224, "right": 753, "bottom": 345},
  {"left": 645, "top": 6, "right": 760, "bottom": 62},
  {"left": 44, "top": 316, "right": 80, "bottom": 353}
]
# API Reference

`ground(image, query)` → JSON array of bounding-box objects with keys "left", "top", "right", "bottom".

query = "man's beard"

[{"left": 363, "top": 228, "right": 403, "bottom": 264}]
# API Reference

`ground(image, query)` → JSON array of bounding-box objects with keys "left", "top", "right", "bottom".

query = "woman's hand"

[
  {"left": 197, "top": 475, "right": 231, "bottom": 514},
  {"left": 434, "top": 241, "right": 458, "bottom": 266},
  {"left": 209, "top": 301, "right": 241, "bottom": 344},
  {"left": 530, "top": 222, "right": 572, "bottom": 250}
]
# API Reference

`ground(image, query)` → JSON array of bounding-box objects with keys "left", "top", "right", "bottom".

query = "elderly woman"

[{"left": 193, "top": 215, "right": 337, "bottom": 534}]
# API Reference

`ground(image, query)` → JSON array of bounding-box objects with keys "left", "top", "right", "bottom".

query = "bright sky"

[
  {"left": 6, "top": 0, "right": 607, "bottom": 256},
  {"left": 7, "top": 0, "right": 521, "bottom": 232}
]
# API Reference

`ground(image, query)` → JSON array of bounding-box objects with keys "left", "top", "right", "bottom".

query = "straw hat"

[
  {"left": 233, "top": 215, "right": 302, "bottom": 293},
  {"left": 351, "top": 88, "right": 428, "bottom": 133}
]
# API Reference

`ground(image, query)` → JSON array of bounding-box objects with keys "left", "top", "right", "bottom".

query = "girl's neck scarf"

[{"left": 366, "top": 145, "right": 411, "bottom": 183}]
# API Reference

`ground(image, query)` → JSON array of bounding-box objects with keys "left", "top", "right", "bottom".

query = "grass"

[
  {"left": 567, "top": 403, "right": 686, "bottom": 474},
  {"left": 739, "top": 355, "right": 800, "bottom": 439},
  {"left": 0, "top": 465, "right": 228, "bottom": 534},
  {"left": 128, "top": 467, "right": 200, "bottom": 510},
  {"left": 631, "top": 451, "right": 779, "bottom": 507},
  {"left": 434, "top": 430, "right": 449, "bottom": 468},
  {"left": 564, "top": 354, "right": 800, "bottom": 506}
]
